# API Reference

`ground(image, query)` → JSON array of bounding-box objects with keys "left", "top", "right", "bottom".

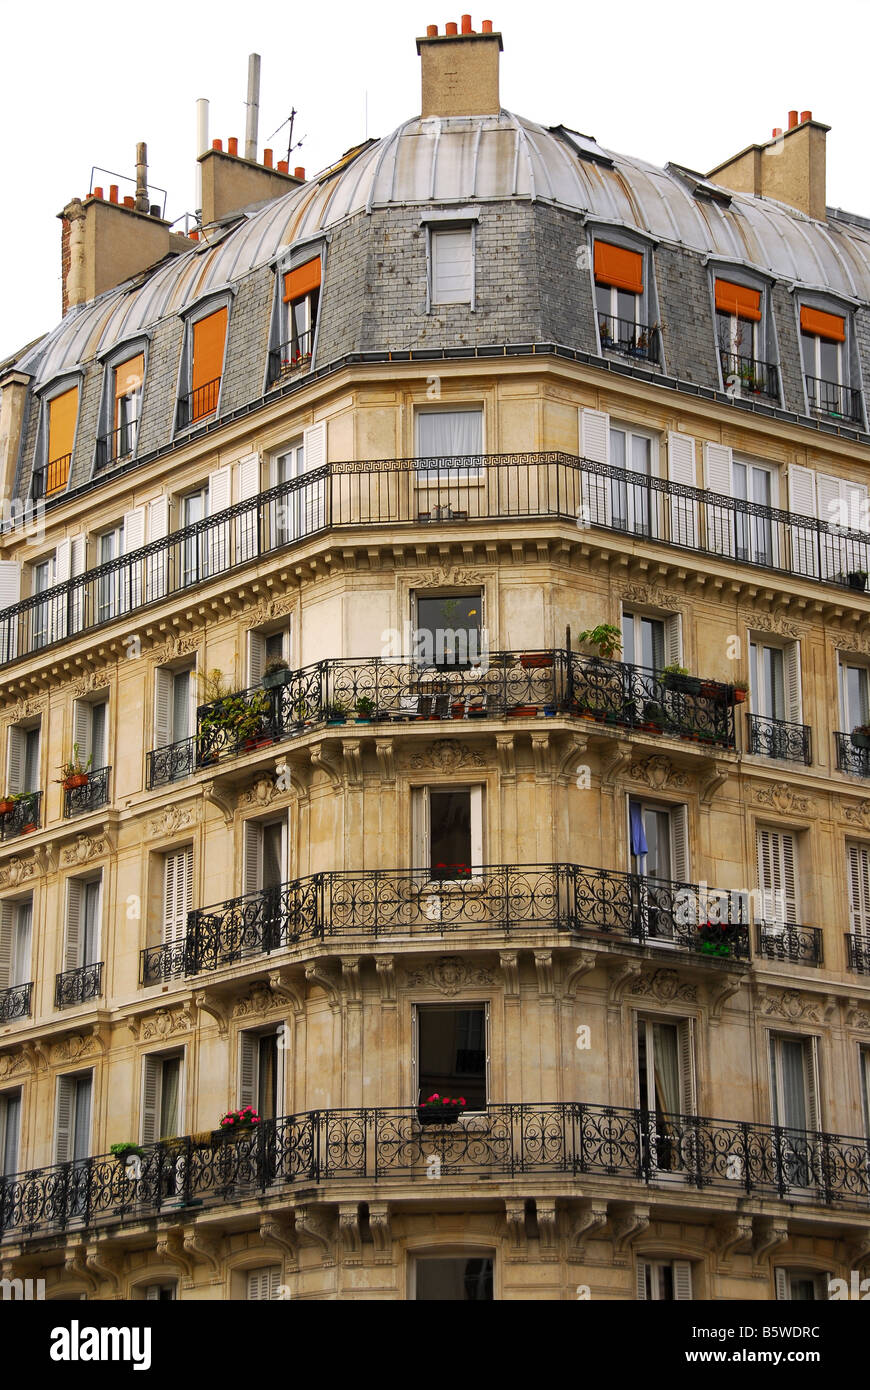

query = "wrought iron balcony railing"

[
  {"left": 0, "top": 982, "right": 32, "bottom": 1024},
  {"left": 146, "top": 652, "right": 735, "bottom": 787},
  {"left": 54, "top": 962, "right": 103, "bottom": 1009},
  {"left": 835, "top": 732, "right": 870, "bottom": 778},
  {"left": 268, "top": 331, "right": 314, "bottom": 383},
  {"left": 597, "top": 314, "right": 659, "bottom": 363},
  {"left": 176, "top": 377, "right": 221, "bottom": 430},
  {"left": 31, "top": 454, "right": 71, "bottom": 501},
  {"left": 746, "top": 713, "right": 812, "bottom": 764},
  {"left": 846, "top": 933, "right": 870, "bottom": 974},
  {"left": 805, "top": 375, "right": 862, "bottom": 423},
  {"left": 719, "top": 351, "right": 779, "bottom": 401},
  {"left": 2, "top": 1099, "right": 868, "bottom": 1242},
  {"left": 94, "top": 419, "right": 139, "bottom": 472},
  {"left": 755, "top": 922, "right": 823, "bottom": 967},
  {"left": 0, "top": 791, "right": 42, "bottom": 840},
  {"left": 62, "top": 766, "right": 110, "bottom": 819},
  {"left": 141, "top": 861, "right": 749, "bottom": 983},
  {"left": 6, "top": 452, "right": 870, "bottom": 670}
]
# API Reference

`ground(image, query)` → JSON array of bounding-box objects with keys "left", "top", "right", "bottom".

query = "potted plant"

[
  {"left": 520, "top": 651, "right": 554, "bottom": 669},
  {"left": 467, "top": 702, "right": 487, "bottom": 719},
  {"left": 324, "top": 700, "right": 349, "bottom": 725},
  {"left": 56, "top": 744, "right": 92, "bottom": 790},
  {"left": 354, "top": 695, "right": 375, "bottom": 723},
  {"left": 641, "top": 700, "right": 666, "bottom": 732},
  {"left": 847, "top": 570, "right": 868, "bottom": 592},
  {"left": 110, "top": 1141, "right": 145, "bottom": 1165},
  {"left": 450, "top": 699, "right": 466, "bottom": 719},
  {"left": 660, "top": 663, "right": 701, "bottom": 696},
  {"left": 696, "top": 920, "right": 739, "bottom": 958},
  {"left": 262, "top": 657, "right": 292, "bottom": 689},
  {"left": 577, "top": 624, "right": 622, "bottom": 661},
  {"left": 851, "top": 724, "right": 870, "bottom": 750},
  {"left": 0, "top": 794, "right": 14, "bottom": 816},
  {"left": 416, "top": 1093, "right": 468, "bottom": 1125},
  {"left": 729, "top": 683, "right": 748, "bottom": 705},
  {"left": 216, "top": 1105, "right": 261, "bottom": 1139}
]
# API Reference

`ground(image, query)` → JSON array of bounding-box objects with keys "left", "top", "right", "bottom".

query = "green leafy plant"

[
  {"left": 263, "top": 657, "right": 289, "bottom": 676},
  {"left": 219, "top": 1105, "right": 261, "bottom": 1131},
  {"left": 110, "top": 1141, "right": 145, "bottom": 1160},
  {"left": 324, "top": 700, "right": 350, "bottom": 719},
  {"left": 354, "top": 695, "right": 375, "bottom": 717},
  {"left": 55, "top": 743, "right": 92, "bottom": 784},
  {"left": 197, "top": 668, "right": 233, "bottom": 703},
  {"left": 577, "top": 624, "right": 622, "bottom": 660},
  {"left": 660, "top": 663, "right": 689, "bottom": 677}
]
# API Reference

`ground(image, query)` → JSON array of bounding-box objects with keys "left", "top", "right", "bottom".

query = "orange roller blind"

[
  {"left": 48, "top": 386, "right": 78, "bottom": 463},
  {"left": 715, "top": 278, "right": 761, "bottom": 322},
  {"left": 800, "top": 305, "right": 845, "bottom": 341},
  {"left": 192, "top": 308, "right": 228, "bottom": 393},
  {"left": 283, "top": 258, "right": 322, "bottom": 303},
  {"left": 594, "top": 241, "right": 643, "bottom": 294},
  {"left": 114, "top": 353, "right": 144, "bottom": 400}
]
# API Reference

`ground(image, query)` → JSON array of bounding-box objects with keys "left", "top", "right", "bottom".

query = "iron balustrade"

[
  {"left": 846, "top": 933, "right": 870, "bottom": 974},
  {"left": 5, "top": 452, "right": 870, "bottom": 670},
  {"left": 597, "top": 314, "right": 659, "bottom": 363},
  {"left": 2, "top": 1099, "right": 868, "bottom": 1241},
  {"left": 63, "top": 767, "right": 110, "bottom": 819},
  {"left": 570, "top": 658, "right": 734, "bottom": 745},
  {"left": 0, "top": 982, "right": 32, "bottom": 1023},
  {"left": 0, "top": 791, "right": 42, "bottom": 840},
  {"left": 805, "top": 375, "right": 862, "bottom": 423},
  {"left": 95, "top": 419, "right": 139, "bottom": 471},
  {"left": 176, "top": 377, "right": 221, "bottom": 429},
  {"left": 140, "top": 861, "right": 749, "bottom": 983},
  {"left": 755, "top": 921, "right": 823, "bottom": 966},
  {"left": 31, "top": 454, "right": 71, "bottom": 500},
  {"left": 719, "top": 351, "right": 779, "bottom": 400},
  {"left": 835, "top": 732, "right": 870, "bottom": 778},
  {"left": 746, "top": 713, "right": 812, "bottom": 764},
  {"left": 268, "top": 331, "right": 314, "bottom": 383},
  {"left": 54, "top": 961, "right": 103, "bottom": 1009}
]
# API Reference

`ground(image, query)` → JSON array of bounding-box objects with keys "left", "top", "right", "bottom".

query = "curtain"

[
  {"left": 652, "top": 1023, "right": 680, "bottom": 1114},
  {"left": 418, "top": 410, "right": 483, "bottom": 459},
  {"left": 72, "top": 1077, "right": 92, "bottom": 1162},
  {"left": 160, "top": 1060, "right": 180, "bottom": 1138},
  {"left": 629, "top": 802, "right": 649, "bottom": 857},
  {"left": 778, "top": 1040, "right": 807, "bottom": 1130}
]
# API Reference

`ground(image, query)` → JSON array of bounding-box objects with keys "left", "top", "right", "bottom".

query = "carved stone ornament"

[
  {"left": 142, "top": 1008, "right": 193, "bottom": 1040},
  {"left": 232, "top": 984, "right": 288, "bottom": 1019},
  {"left": 0, "top": 854, "right": 36, "bottom": 889},
  {"left": 627, "top": 755, "right": 688, "bottom": 791},
  {"left": 842, "top": 800, "right": 870, "bottom": 828},
  {"left": 0, "top": 1052, "right": 28, "bottom": 1080},
  {"left": 70, "top": 669, "right": 112, "bottom": 698},
  {"left": 403, "top": 568, "right": 488, "bottom": 588},
  {"left": 835, "top": 636, "right": 870, "bottom": 658},
  {"left": 761, "top": 989, "right": 822, "bottom": 1023},
  {"left": 247, "top": 595, "right": 296, "bottom": 630},
  {"left": 740, "top": 609, "right": 803, "bottom": 639},
  {"left": 61, "top": 833, "right": 110, "bottom": 867},
  {"left": 407, "top": 740, "right": 485, "bottom": 772},
  {"left": 151, "top": 632, "right": 201, "bottom": 664},
  {"left": 628, "top": 969, "right": 697, "bottom": 1003},
  {"left": 238, "top": 774, "right": 281, "bottom": 810},
  {"left": 148, "top": 804, "right": 195, "bottom": 837},
  {"left": 401, "top": 956, "right": 494, "bottom": 996},
  {"left": 51, "top": 1034, "right": 98, "bottom": 1064},
  {"left": 3, "top": 696, "right": 46, "bottom": 725},
  {"left": 753, "top": 782, "right": 812, "bottom": 816},
  {"left": 621, "top": 583, "right": 681, "bottom": 612}
]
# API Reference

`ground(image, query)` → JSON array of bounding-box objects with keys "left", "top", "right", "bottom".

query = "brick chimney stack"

[
  {"left": 708, "top": 111, "right": 830, "bottom": 221},
  {"left": 417, "top": 17, "right": 503, "bottom": 118}
]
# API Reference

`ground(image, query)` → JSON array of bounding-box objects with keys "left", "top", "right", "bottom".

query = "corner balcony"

[
  {"left": 140, "top": 861, "right": 749, "bottom": 983},
  {"left": 836, "top": 732, "right": 870, "bottom": 778},
  {"left": 146, "top": 652, "right": 735, "bottom": 788},
  {"left": 0, "top": 791, "right": 42, "bottom": 841},
  {"left": 0, "top": 982, "right": 32, "bottom": 1023},
  {"left": 4, "top": 452, "right": 870, "bottom": 670},
  {"left": 2, "top": 1101, "right": 868, "bottom": 1243}
]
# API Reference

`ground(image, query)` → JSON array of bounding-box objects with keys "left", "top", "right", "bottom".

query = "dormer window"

[
  {"left": 34, "top": 385, "right": 79, "bottom": 499},
  {"left": 800, "top": 306, "right": 860, "bottom": 422},
  {"left": 176, "top": 305, "right": 228, "bottom": 430},
  {"left": 715, "top": 279, "right": 777, "bottom": 400},
  {"left": 593, "top": 241, "right": 658, "bottom": 362},
  {"left": 270, "top": 257, "right": 321, "bottom": 383},
  {"left": 96, "top": 351, "right": 145, "bottom": 472}
]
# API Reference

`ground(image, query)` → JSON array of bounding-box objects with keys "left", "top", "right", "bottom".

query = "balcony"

[
  {"left": 805, "top": 375, "right": 862, "bottom": 424},
  {"left": 746, "top": 714, "right": 812, "bottom": 764},
  {"left": 835, "top": 732, "right": 870, "bottom": 778},
  {"left": 0, "top": 791, "right": 42, "bottom": 841},
  {"left": 62, "top": 766, "right": 110, "bottom": 819},
  {"left": 597, "top": 314, "right": 659, "bottom": 364},
  {"left": 7, "top": 452, "right": 870, "bottom": 671},
  {"left": 755, "top": 922, "right": 823, "bottom": 967},
  {"left": 719, "top": 350, "right": 779, "bottom": 401},
  {"left": 31, "top": 453, "right": 71, "bottom": 500},
  {"left": 175, "top": 377, "right": 220, "bottom": 431},
  {"left": 141, "top": 861, "right": 749, "bottom": 983},
  {"left": 94, "top": 420, "right": 139, "bottom": 472},
  {"left": 146, "top": 652, "right": 735, "bottom": 788},
  {"left": 54, "top": 962, "right": 103, "bottom": 1009},
  {"left": 2, "top": 1100, "right": 868, "bottom": 1242},
  {"left": 0, "top": 982, "right": 32, "bottom": 1023},
  {"left": 268, "top": 330, "right": 314, "bottom": 384},
  {"left": 846, "top": 934, "right": 870, "bottom": 974}
]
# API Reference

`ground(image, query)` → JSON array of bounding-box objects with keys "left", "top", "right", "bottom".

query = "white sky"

[{"left": 0, "top": 0, "right": 866, "bottom": 362}]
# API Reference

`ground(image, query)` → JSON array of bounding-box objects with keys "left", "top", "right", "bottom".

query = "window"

[
  {"left": 628, "top": 799, "right": 689, "bottom": 941},
  {"left": 248, "top": 626, "right": 292, "bottom": 686},
  {"left": 609, "top": 425, "right": 655, "bottom": 535},
  {"left": 0, "top": 1089, "right": 21, "bottom": 1175},
  {"left": 622, "top": 610, "right": 679, "bottom": 671},
  {"left": 769, "top": 1032, "right": 820, "bottom": 1138},
  {"left": 95, "top": 522, "right": 125, "bottom": 621},
  {"left": 109, "top": 353, "right": 144, "bottom": 463},
  {"left": 756, "top": 828, "right": 798, "bottom": 942},
  {"left": 750, "top": 640, "right": 801, "bottom": 725},
  {"left": 0, "top": 898, "right": 32, "bottom": 991},
  {"left": 861, "top": 1048, "right": 870, "bottom": 1140},
  {"left": 40, "top": 384, "right": 79, "bottom": 497},
  {"left": 733, "top": 458, "right": 776, "bottom": 565},
  {"left": 143, "top": 1284, "right": 176, "bottom": 1302},
  {"left": 246, "top": 1267, "right": 282, "bottom": 1300},
  {"left": 414, "top": 1257, "right": 493, "bottom": 1301},
  {"left": 280, "top": 258, "right": 321, "bottom": 370},
  {"left": 636, "top": 1259, "right": 693, "bottom": 1300},
  {"left": 180, "top": 307, "right": 228, "bottom": 425},
  {"left": 430, "top": 227, "right": 473, "bottom": 307},
  {"left": 243, "top": 819, "right": 286, "bottom": 896},
  {"left": 64, "top": 877, "right": 101, "bottom": 973},
  {"left": 775, "top": 1268, "right": 829, "bottom": 1301},
  {"left": 847, "top": 843, "right": 870, "bottom": 946},
  {"left": 55, "top": 1072, "right": 92, "bottom": 1164},
  {"left": 154, "top": 666, "right": 194, "bottom": 751},
  {"left": 270, "top": 424, "right": 327, "bottom": 542},
  {"left": 141, "top": 1052, "right": 182, "bottom": 1143},
  {"left": 73, "top": 698, "right": 107, "bottom": 773},
  {"left": 800, "top": 306, "right": 857, "bottom": 419},
  {"left": 31, "top": 555, "right": 54, "bottom": 650},
  {"left": 413, "top": 591, "right": 483, "bottom": 669},
  {"left": 413, "top": 785, "right": 483, "bottom": 878},
  {"left": 594, "top": 241, "right": 655, "bottom": 359},
  {"left": 636, "top": 1015, "right": 696, "bottom": 1175},
  {"left": 415, "top": 1004, "right": 488, "bottom": 1109},
  {"left": 714, "top": 278, "right": 774, "bottom": 396},
  {"left": 839, "top": 660, "right": 869, "bottom": 732},
  {"left": 162, "top": 847, "right": 192, "bottom": 946},
  {"left": 239, "top": 1029, "right": 283, "bottom": 1122},
  {"left": 7, "top": 723, "right": 40, "bottom": 796},
  {"left": 416, "top": 408, "right": 483, "bottom": 481}
]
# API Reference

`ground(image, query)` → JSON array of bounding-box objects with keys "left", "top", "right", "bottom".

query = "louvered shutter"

[
  {"left": 703, "top": 443, "right": 735, "bottom": 557},
  {"left": 236, "top": 453, "right": 261, "bottom": 562},
  {"left": 635, "top": 1261, "right": 648, "bottom": 1300},
  {"left": 579, "top": 409, "right": 612, "bottom": 526},
  {"left": 670, "top": 805, "right": 690, "bottom": 886},
  {"left": 239, "top": 1033, "right": 258, "bottom": 1110},
  {"left": 672, "top": 1262, "right": 693, "bottom": 1300},
  {"left": 0, "top": 562, "right": 20, "bottom": 663},
  {"left": 6, "top": 726, "right": 25, "bottom": 795},
  {"left": 141, "top": 1055, "right": 161, "bottom": 1145},
  {"left": 788, "top": 466, "right": 819, "bottom": 578},
  {"left": 52, "top": 539, "right": 71, "bottom": 642},
  {"left": 246, "top": 1267, "right": 280, "bottom": 1300},
  {"left": 302, "top": 424, "right": 326, "bottom": 533},
  {"left": 243, "top": 821, "right": 263, "bottom": 897},
  {"left": 163, "top": 848, "right": 192, "bottom": 945},
  {"left": 122, "top": 507, "right": 146, "bottom": 610},
  {"left": 775, "top": 1267, "right": 790, "bottom": 1300},
  {"left": 847, "top": 844, "right": 870, "bottom": 938},
  {"left": 146, "top": 497, "right": 169, "bottom": 603},
  {"left": 73, "top": 701, "right": 91, "bottom": 765},
  {"left": 145, "top": 1286, "right": 160, "bottom": 1301},
  {"left": 69, "top": 536, "right": 86, "bottom": 634},
  {"left": 841, "top": 479, "right": 869, "bottom": 580},
  {"left": 247, "top": 631, "right": 266, "bottom": 687},
  {"left": 154, "top": 669, "right": 173, "bottom": 750},
  {"left": 55, "top": 1076, "right": 74, "bottom": 1164},
  {"left": 803, "top": 1037, "right": 820, "bottom": 1133},
  {"left": 678, "top": 1019, "right": 696, "bottom": 1114},
  {"left": 817, "top": 473, "right": 845, "bottom": 580},
  {"left": 0, "top": 902, "right": 14, "bottom": 990},
  {"left": 65, "top": 879, "right": 83, "bottom": 971},
  {"left": 667, "top": 432, "right": 699, "bottom": 548},
  {"left": 432, "top": 228, "right": 473, "bottom": 304},
  {"left": 757, "top": 829, "right": 797, "bottom": 928},
  {"left": 664, "top": 615, "right": 682, "bottom": 667},
  {"left": 206, "top": 467, "right": 232, "bottom": 575}
]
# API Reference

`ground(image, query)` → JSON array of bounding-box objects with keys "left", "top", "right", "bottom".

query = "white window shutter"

[
  {"left": 51, "top": 539, "right": 71, "bottom": 642},
  {"left": 775, "top": 1267, "right": 790, "bottom": 1300},
  {"left": 236, "top": 454, "right": 260, "bottom": 501},
  {"left": 788, "top": 465, "right": 819, "bottom": 578},
  {"left": 412, "top": 789, "right": 430, "bottom": 872},
  {"left": 784, "top": 642, "right": 802, "bottom": 724},
  {"left": 65, "top": 879, "right": 83, "bottom": 971},
  {"left": 146, "top": 497, "right": 169, "bottom": 603},
  {"left": 469, "top": 786, "right": 484, "bottom": 871},
  {"left": 145, "top": 1285, "right": 160, "bottom": 1301},
  {"left": 678, "top": 1019, "right": 696, "bottom": 1114},
  {"left": 635, "top": 1261, "right": 648, "bottom": 1300},
  {"left": 69, "top": 536, "right": 86, "bottom": 633},
  {"left": 235, "top": 454, "right": 261, "bottom": 562},
  {"left": 239, "top": 1033, "right": 257, "bottom": 1110},
  {"left": 672, "top": 1261, "right": 693, "bottom": 1300},
  {"left": 703, "top": 443, "right": 735, "bottom": 556},
  {"left": 664, "top": 614, "right": 682, "bottom": 667},
  {"left": 54, "top": 538, "right": 71, "bottom": 584},
  {"left": 148, "top": 496, "right": 169, "bottom": 540},
  {"left": 0, "top": 562, "right": 20, "bottom": 663},
  {"left": 847, "top": 844, "right": 870, "bottom": 937},
  {"left": 208, "top": 467, "right": 232, "bottom": 515},
  {"left": 122, "top": 507, "right": 146, "bottom": 610},
  {"left": 73, "top": 700, "right": 91, "bottom": 764},
  {"left": 55, "top": 1077, "right": 74, "bottom": 1164},
  {"left": 247, "top": 1267, "right": 280, "bottom": 1300},
  {"left": 303, "top": 422, "right": 326, "bottom": 472},
  {"left": 247, "top": 631, "right": 266, "bottom": 687},
  {"left": 243, "top": 821, "right": 263, "bottom": 897},
  {"left": 667, "top": 432, "right": 699, "bottom": 548},
  {"left": 141, "top": 1055, "right": 161, "bottom": 1146},
  {"left": 268, "top": 1268, "right": 281, "bottom": 1300},
  {"left": 154, "top": 669, "right": 173, "bottom": 750},
  {"left": 781, "top": 833, "right": 797, "bottom": 923},
  {"left": 163, "top": 848, "right": 192, "bottom": 944},
  {"left": 816, "top": 473, "right": 841, "bottom": 527},
  {"left": 803, "top": 1037, "right": 820, "bottom": 1133},
  {"left": 579, "top": 408, "right": 612, "bottom": 526},
  {"left": 6, "top": 726, "right": 25, "bottom": 795},
  {"left": 432, "top": 228, "right": 472, "bottom": 304},
  {"left": 670, "top": 805, "right": 690, "bottom": 885},
  {"left": 0, "top": 902, "right": 14, "bottom": 990},
  {"left": 207, "top": 467, "right": 232, "bottom": 574}
]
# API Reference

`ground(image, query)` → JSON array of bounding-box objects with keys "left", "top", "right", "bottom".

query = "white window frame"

[
  {"left": 54, "top": 1070, "right": 93, "bottom": 1165},
  {"left": 769, "top": 1031, "right": 820, "bottom": 1133},
  {"left": 636, "top": 1258, "right": 693, "bottom": 1300},
  {"left": 0, "top": 1088, "right": 21, "bottom": 1176},
  {"left": 749, "top": 637, "right": 801, "bottom": 725},
  {"left": 63, "top": 875, "right": 102, "bottom": 973},
  {"left": 412, "top": 1001, "right": 490, "bottom": 1114},
  {"left": 756, "top": 827, "right": 798, "bottom": 934},
  {"left": 239, "top": 1026, "right": 286, "bottom": 1119},
  {"left": 140, "top": 1050, "right": 184, "bottom": 1145},
  {"left": 839, "top": 658, "right": 870, "bottom": 732},
  {"left": 775, "top": 1267, "right": 830, "bottom": 1301},
  {"left": 154, "top": 663, "right": 196, "bottom": 750},
  {"left": 847, "top": 842, "right": 870, "bottom": 941},
  {"left": 428, "top": 224, "right": 475, "bottom": 309},
  {"left": 0, "top": 897, "right": 33, "bottom": 991},
  {"left": 800, "top": 326, "right": 843, "bottom": 387},
  {"left": 621, "top": 608, "right": 680, "bottom": 671},
  {"left": 414, "top": 406, "right": 485, "bottom": 485},
  {"left": 412, "top": 784, "right": 484, "bottom": 881}
]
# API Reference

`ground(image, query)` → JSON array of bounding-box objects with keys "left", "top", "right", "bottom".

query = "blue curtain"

[{"left": 629, "top": 803, "right": 649, "bottom": 857}]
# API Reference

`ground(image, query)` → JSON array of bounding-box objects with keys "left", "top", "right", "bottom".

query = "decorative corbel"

[
  {"left": 304, "top": 961, "right": 341, "bottom": 1011},
  {"left": 375, "top": 738, "right": 396, "bottom": 784},
  {"left": 193, "top": 990, "right": 230, "bottom": 1038},
  {"left": 309, "top": 743, "right": 342, "bottom": 791},
  {"left": 716, "top": 1217, "right": 754, "bottom": 1261},
  {"left": 375, "top": 956, "right": 396, "bottom": 1004},
  {"left": 340, "top": 957, "right": 362, "bottom": 1005},
  {"left": 570, "top": 1201, "right": 608, "bottom": 1258},
  {"left": 611, "top": 1205, "right": 650, "bottom": 1260},
  {"left": 20, "top": 1039, "right": 50, "bottom": 1073},
  {"left": 558, "top": 735, "right": 589, "bottom": 782},
  {"left": 565, "top": 952, "right": 597, "bottom": 995},
  {"left": 64, "top": 1245, "right": 99, "bottom": 1294},
  {"left": 126, "top": 1016, "right": 142, "bottom": 1042},
  {"left": 182, "top": 1227, "right": 221, "bottom": 1276},
  {"left": 752, "top": 1217, "right": 789, "bottom": 1267},
  {"left": 368, "top": 1202, "right": 392, "bottom": 1263},
  {"left": 33, "top": 843, "right": 58, "bottom": 875},
  {"left": 499, "top": 950, "right": 520, "bottom": 998},
  {"left": 822, "top": 993, "right": 839, "bottom": 1023},
  {"left": 495, "top": 733, "right": 516, "bottom": 781},
  {"left": 504, "top": 1199, "right": 527, "bottom": 1256},
  {"left": 699, "top": 758, "right": 729, "bottom": 806},
  {"left": 709, "top": 975, "right": 744, "bottom": 1022},
  {"left": 846, "top": 1235, "right": 870, "bottom": 1272},
  {"left": 530, "top": 733, "right": 551, "bottom": 779},
  {"left": 338, "top": 1203, "right": 363, "bottom": 1264},
  {"left": 266, "top": 970, "right": 304, "bottom": 1014},
  {"left": 85, "top": 1244, "right": 124, "bottom": 1295},
  {"left": 341, "top": 739, "right": 363, "bottom": 788},
  {"left": 534, "top": 1200, "right": 559, "bottom": 1260},
  {"left": 259, "top": 1215, "right": 298, "bottom": 1263},
  {"left": 156, "top": 1227, "right": 195, "bottom": 1281},
  {"left": 533, "top": 950, "right": 554, "bottom": 997},
  {"left": 600, "top": 740, "right": 634, "bottom": 788},
  {"left": 294, "top": 1206, "right": 334, "bottom": 1264},
  {"left": 608, "top": 959, "right": 642, "bottom": 1006},
  {"left": 201, "top": 779, "right": 235, "bottom": 827}
]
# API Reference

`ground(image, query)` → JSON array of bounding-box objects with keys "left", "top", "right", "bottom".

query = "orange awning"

[
  {"left": 594, "top": 241, "right": 643, "bottom": 294},
  {"left": 283, "top": 258, "right": 322, "bottom": 303},
  {"left": 800, "top": 305, "right": 845, "bottom": 341},
  {"left": 715, "top": 278, "right": 761, "bottom": 322},
  {"left": 114, "top": 352, "right": 144, "bottom": 400}
]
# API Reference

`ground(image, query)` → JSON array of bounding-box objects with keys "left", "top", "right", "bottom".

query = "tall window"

[
  {"left": 73, "top": 698, "right": 107, "bottom": 773},
  {"left": 594, "top": 241, "right": 651, "bottom": 357},
  {"left": 733, "top": 459, "right": 775, "bottom": 565},
  {"left": 636, "top": 1015, "right": 696, "bottom": 1175},
  {"left": 96, "top": 521, "right": 125, "bottom": 622},
  {"left": 111, "top": 354, "right": 144, "bottom": 460},
  {"left": 839, "top": 660, "right": 869, "bottom": 732},
  {"left": 248, "top": 626, "right": 292, "bottom": 686},
  {"left": 184, "top": 308, "right": 228, "bottom": 424},
  {"left": 0, "top": 898, "right": 32, "bottom": 992},
  {"left": 42, "top": 385, "right": 79, "bottom": 496},
  {"left": 847, "top": 843, "right": 870, "bottom": 945},
  {"left": 281, "top": 259, "right": 321, "bottom": 368},
  {"left": 775, "top": 1268, "right": 829, "bottom": 1301},
  {"left": 750, "top": 641, "right": 802, "bottom": 724},
  {"left": 769, "top": 1033, "right": 820, "bottom": 1134},
  {"left": 861, "top": 1047, "right": 870, "bottom": 1141},
  {"left": 430, "top": 227, "right": 473, "bottom": 307},
  {"left": 7, "top": 723, "right": 40, "bottom": 796},
  {"left": 154, "top": 666, "right": 194, "bottom": 751},
  {"left": 636, "top": 1259, "right": 693, "bottom": 1300},
  {"left": 715, "top": 279, "right": 762, "bottom": 383},
  {"left": 414, "top": 592, "right": 482, "bottom": 669},
  {"left": 415, "top": 1004, "right": 488, "bottom": 1109},
  {"left": 239, "top": 1030, "right": 282, "bottom": 1121},
  {"left": 246, "top": 1267, "right": 282, "bottom": 1300},
  {"left": 756, "top": 828, "right": 798, "bottom": 940},
  {"left": 141, "top": 1052, "right": 182, "bottom": 1143},
  {"left": 800, "top": 306, "right": 852, "bottom": 417},
  {"left": 162, "top": 847, "right": 193, "bottom": 946},
  {"left": 622, "top": 610, "right": 680, "bottom": 671},
  {"left": 413, "top": 785, "right": 483, "bottom": 878},
  {"left": 415, "top": 1257, "right": 493, "bottom": 1301},
  {"left": 0, "top": 1089, "right": 21, "bottom": 1176},
  {"left": 55, "top": 1072, "right": 93, "bottom": 1164},
  {"left": 64, "top": 878, "right": 101, "bottom": 974},
  {"left": 609, "top": 425, "right": 654, "bottom": 535},
  {"left": 31, "top": 556, "right": 54, "bottom": 650}
]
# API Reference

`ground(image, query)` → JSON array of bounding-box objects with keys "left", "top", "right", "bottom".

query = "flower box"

[
  {"left": 520, "top": 653, "right": 554, "bottom": 669},
  {"left": 851, "top": 731, "right": 870, "bottom": 750},
  {"left": 262, "top": 668, "right": 293, "bottom": 690},
  {"left": 63, "top": 773, "right": 89, "bottom": 790},
  {"left": 507, "top": 705, "right": 538, "bottom": 718},
  {"left": 416, "top": 1106, "right": 463, "bottom": 1125},
  {"left": 0, "top": 799, "right": 13, "bottom": 816},
  {"left": 467, "top": 707, "right": 487, "bottom": 719}
]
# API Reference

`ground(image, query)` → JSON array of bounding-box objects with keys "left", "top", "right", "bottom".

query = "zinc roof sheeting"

[{"left": 19, "top": 110, "right": 870, "bottom": 385}]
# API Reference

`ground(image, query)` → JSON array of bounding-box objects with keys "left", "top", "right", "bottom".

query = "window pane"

[
  {"left": 595, "top": 284, "right": 611, "bottom": 319},
  {"left": 616, "top": 289, "right": 637, "bottom": 322},
  {"left": 82, "top": 881, "right": 100, "bottom": 965},
  {"left": 418, "top": 1006, "right": 486, "bottom": 1108},
  {"left": 640, "top": 617, "right": 664, "bottom": 671},
  {"left": 263, "top": 823, "right": 283, "bottom": 889},
  {"left": 172, "top": 671, "right": 190, "bottom": 741},
  {"left": 800, "top": 332, "right": 815, "bottom": 375},
  {"left": 429, "top": 790, "right": 472, "bottom": 873},
  {"left": 72, "top": 1076, "right": 92, "bottom": 1162},
  {"left": 2, "top": 1093, "right": 20, "bottom": 1175},
  {"left": 416, "top": 1257, "right": 493, "bottom": 1301},
  {"left": 417, "top": 411, "right": 483, "bottom": 458},
  {"left": 416, "top": 594, "right": 481, "bottom": 668},
  {"left": 23, "top": 728, "right": 39, "bottom": 793},
  {"left": 258, "top": 1034, "right": 278, "bottom": 1121},
  {"left": 160, "top": 1057, "right": 180, "bottom": 1137},
  {"left": 819, "top": 338, "right": 840, "bottom": 382}
]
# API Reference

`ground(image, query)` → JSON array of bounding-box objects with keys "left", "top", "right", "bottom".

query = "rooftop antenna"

[
  {"left": 245, "top": 54, "right": 261, "bottom": 161},
  {"left": 267, "top": 107, "right": 306, "bottom": 166}
]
